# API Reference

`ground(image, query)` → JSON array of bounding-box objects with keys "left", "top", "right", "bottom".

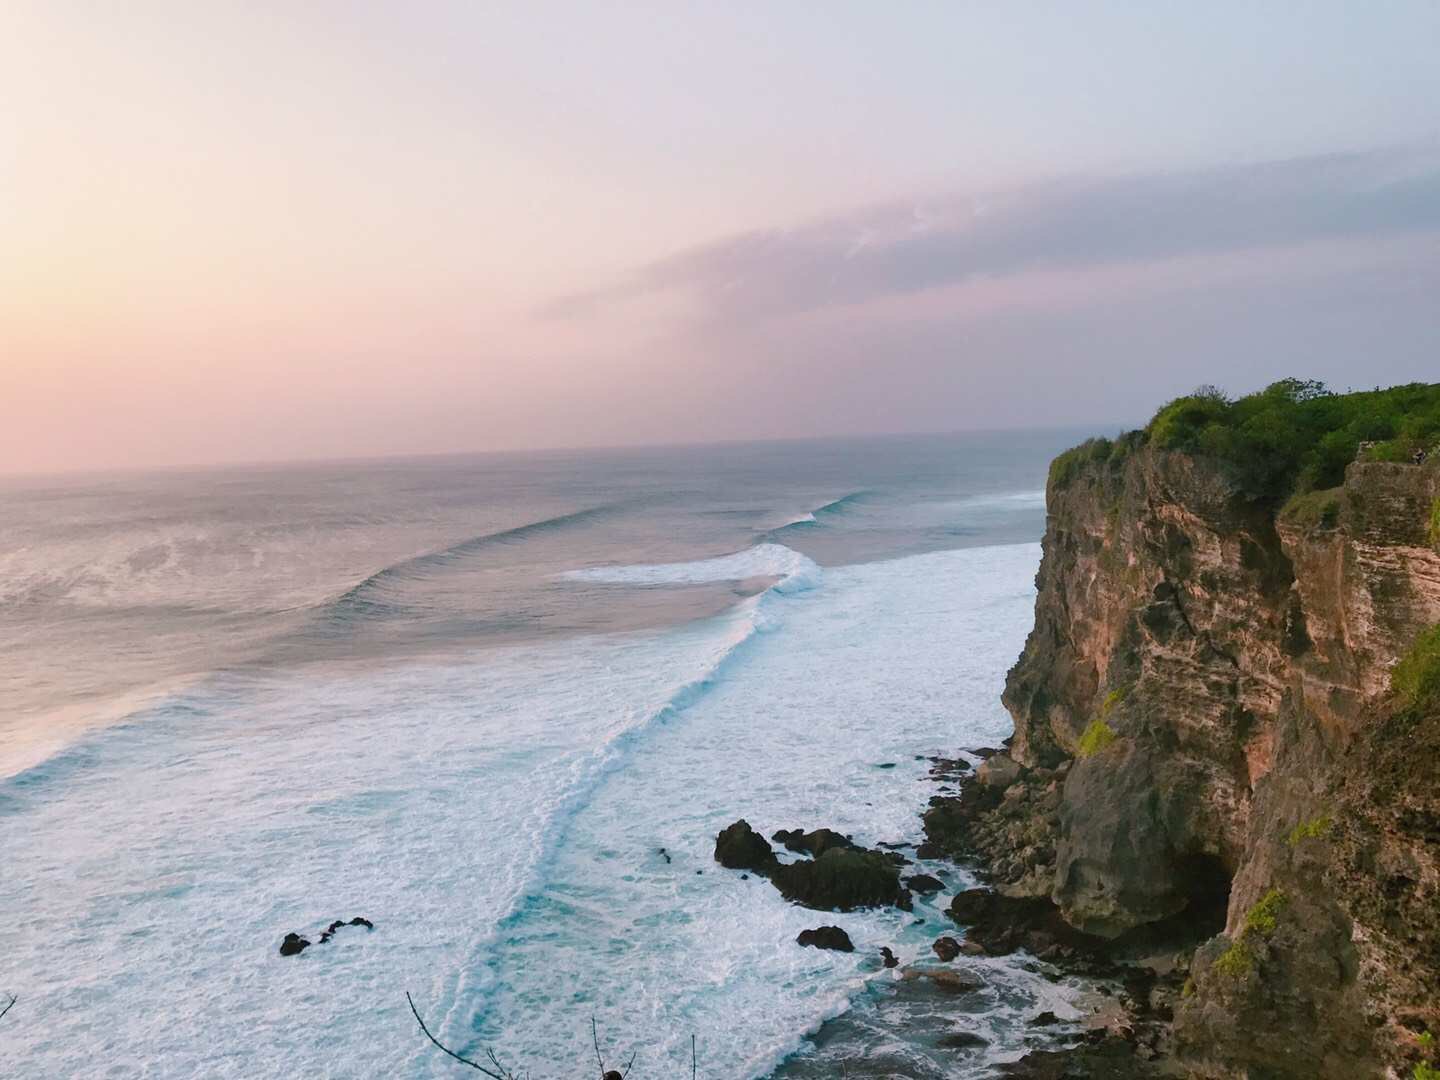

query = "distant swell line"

[
  {"left": 811, "top": 490, "right": 869, "bottom": 517},
  {"left": 312, "top": 504, "right": 621, "bottom": 626},
  {"left": 762, "top": 490, "right": 869, "bottom": 541}
]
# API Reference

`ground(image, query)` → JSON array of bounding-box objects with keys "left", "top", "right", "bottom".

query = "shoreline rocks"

[{"left": 796, "top": 926, "right": 854, "bottom": 952}]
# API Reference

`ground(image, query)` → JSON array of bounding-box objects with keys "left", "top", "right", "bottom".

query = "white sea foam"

[
  {"left": 565, "top": 542, "right": 822, "bottom": 593},
  {"left": 0, "top": 541, "right": 1060, "bottom": 1079}
]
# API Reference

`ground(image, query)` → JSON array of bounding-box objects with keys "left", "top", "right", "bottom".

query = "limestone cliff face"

[{"left": 1001, "top": 442, "right": 1440, "bottom": 1077}]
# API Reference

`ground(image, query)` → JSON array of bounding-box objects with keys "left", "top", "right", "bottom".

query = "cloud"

[{"left": 545, "top": 145, "right": 1440, "bottom": 326}]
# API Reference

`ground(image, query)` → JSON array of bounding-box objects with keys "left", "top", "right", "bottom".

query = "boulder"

[
  {"left": 947, "top": 888, "right": 1101, "bottom": 956},
  {"left": 880, "top": 946, "right": 899, "bottom": 968},
  {"left": 771, "top": 847, "right": 911, "bottom": 911},
  {"left": 932, "top": 936, "right": 962, "bottom": 962},
  {"left": 715, "top": 820, "right": 777, "bottom": 873},
  {"left": 905, "top": 873, "right": 945, "bottom": 894},
  {"left": 279, "top": 933, "right": 310, "bottom": 957},
  {"left": 796, "top": 925, "right": 854, "bottom": 952},
  {"left": 976, "top": 753, "right": 1023, "bottom": 789}
]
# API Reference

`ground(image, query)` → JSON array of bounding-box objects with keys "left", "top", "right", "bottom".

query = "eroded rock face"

[{"left": 996, "top": 445, "right": 1440, "bottom": 1075}]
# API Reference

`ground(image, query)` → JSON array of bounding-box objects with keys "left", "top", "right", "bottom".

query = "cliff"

[{"left": 974, "top": 434, "right": 1440, "bottom": 1077}]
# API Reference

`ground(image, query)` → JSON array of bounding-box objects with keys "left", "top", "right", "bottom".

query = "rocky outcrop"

[
  {"left": 714, "top": 820, "right": 913, "bottom": 911},
  {"left": 796, "top": 926, "right": 854, "bottom": 952},
  {"left": 975, "top": 442, "right": 1440, "bottom": 1077},
  {"left": 771, "top": 847, "right": 912, "bottom": 911},
  {"left": 714, "top": 820, "right": 778, "bottom": 873}
]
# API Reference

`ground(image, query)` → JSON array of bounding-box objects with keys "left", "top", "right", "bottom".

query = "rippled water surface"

[{"left": 0, "top": 431, "right": 1087, "bottom": 1077}]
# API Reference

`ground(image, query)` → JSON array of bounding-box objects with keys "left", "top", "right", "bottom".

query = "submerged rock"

[
  {"left": 937, "top": 1031, "right": 988, "bottom": 1049},
  {"left": 714, "top": 820, "right": 777, "bottom": 873},
  {"left": 796, "top": 925, "right": 854, "bottom": 952},
  {"left": 900, "top": 966, "right": 984, "bottom": 993}
]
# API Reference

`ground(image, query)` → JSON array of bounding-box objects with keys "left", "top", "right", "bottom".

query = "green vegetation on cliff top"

[{"left": 1051, "top": 379, "right": 1440, "bottom": 503}]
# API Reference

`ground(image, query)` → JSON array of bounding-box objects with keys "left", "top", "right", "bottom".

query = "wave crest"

[{"left": 564, "top": 542, "right": 821, "bottom": 594}]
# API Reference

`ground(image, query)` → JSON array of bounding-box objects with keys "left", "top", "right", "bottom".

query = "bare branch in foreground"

[
  {"left": 407, "top": 992, "right": 515, "bottom": 1079},
  {"left": 0, "top": 994, "right": 15, "bottom": 1023},
  {"left": 409, "top": 993, "right": 664, "bottom": 1078}
]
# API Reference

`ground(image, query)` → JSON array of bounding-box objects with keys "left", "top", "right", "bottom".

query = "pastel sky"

[{"left": 4, "top": 2, "right": 1440, "bottom": 472}]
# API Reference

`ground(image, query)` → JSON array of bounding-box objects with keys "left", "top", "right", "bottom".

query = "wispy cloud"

[{"left": 545, "top": 146, "right": 1440, "bottom": 325}]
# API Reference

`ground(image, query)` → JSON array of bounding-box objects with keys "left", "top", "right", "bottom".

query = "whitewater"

[{"left": 0, "top": 432, "right": 1085, "bottom": 1077}]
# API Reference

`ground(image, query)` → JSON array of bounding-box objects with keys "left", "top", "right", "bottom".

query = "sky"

[{"left": 3, "top": 2, "right": 1440, "bottom": 473}]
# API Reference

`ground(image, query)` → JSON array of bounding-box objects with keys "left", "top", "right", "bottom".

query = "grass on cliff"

[
  {"left": 1075, "top": 687, "right": 1129, "bottom": 758},
  {"left": 1146, "top": 379, "right": 1440, "bottom": 502},
  {"left": 1286, "top": 814, "right": 1334, "bottom": 846},
  {"left": 1212, "top": 888, "right": 1288, "bottom": 980},
  {"left": 1430, "top": 497, "right": 1440, "bottom": 548},
  {"left": 1393, "top": 625, "right": 1440, "bottom": 713},
  {"left": 1076, "top": 718, "right": 1118, "bottom": 758}
]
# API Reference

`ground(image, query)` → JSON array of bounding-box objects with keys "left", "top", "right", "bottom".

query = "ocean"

[{"left": 0, "top": 430, "right": 1090, "bottom": 1078}]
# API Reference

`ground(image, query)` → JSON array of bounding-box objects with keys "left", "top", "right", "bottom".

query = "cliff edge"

[{"left": 960, "top": 382, "right": 1440, "bottom": 1078}]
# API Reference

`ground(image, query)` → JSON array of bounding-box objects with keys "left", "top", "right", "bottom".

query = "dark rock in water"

[
  {"left": 905, "top": 873, "right": 945, "bottom": 894},
  {"left": 658, "top": 847, "right": 671, "bottom": 864},
  {"left": 899, "top": 966, "right": 984, "bottom": 993},
  {"left": 796, "top": 925, "right": 854, "bottom": 952},
  {"left": 880, "top": 946, "right": 899, "bottom": 968},
  {"left": 931, "top": 936, "right": 961, "bottom": 962},
  {"left": 1029, "top": 1010, "right": 1061, "bottom": 1027},
  {"left": 319, "top": 916, "right": 375, "bottom": 944},
  {"left": 937, "top": 1031, "right": 989, "bottom": 1049},
  {"left": 771, "top": 827, "right": 861, "bottom": 859},
  {"left": 771, "top": 847, "right": 910, "bottom": 911},
  {"left": 714, "top": 820, "right": 777, "bottom": 873},
  {"left": 279, "top": 933, "right": 311, "bottom": 957},
  {"left": 875, "top": 762, "right": 897, "bottom": 769}
]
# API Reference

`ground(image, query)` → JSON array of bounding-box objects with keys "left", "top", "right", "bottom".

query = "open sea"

[{"left": 0, "top": 430, "right": 1091, "bottom": 1078}]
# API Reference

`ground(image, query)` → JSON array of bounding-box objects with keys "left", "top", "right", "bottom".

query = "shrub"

[
  {"left": 1050, "top": 437, "right": 1115, "bottom": 490},
  {"left": 1244, "top": 888, "right": 1288, "bottom": 936},
  {"left": 1143, "top": 379, "right": 1440, "bottom": 503},
  {"left": 1212, "top": 939, "right": 1254, "bottom": 979},
  {"left": 1077, "top": 718, "right": 1118, "bottom": 758},
  {"left": 1429, "top": 498, "right": 1440, "bottom": 549},
  {"left": 1098, "top": 685, "right": 1128, "bottom": 718},
  {"left": 1415, "top": 1064, "right": 1440, "bottom": 1080},
  {"left": 1392, "top": 625, "right": 1440, "bottom": 713},
  {"left": 1286, "top": 815, "right": 1333, "bottom": 846}
]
